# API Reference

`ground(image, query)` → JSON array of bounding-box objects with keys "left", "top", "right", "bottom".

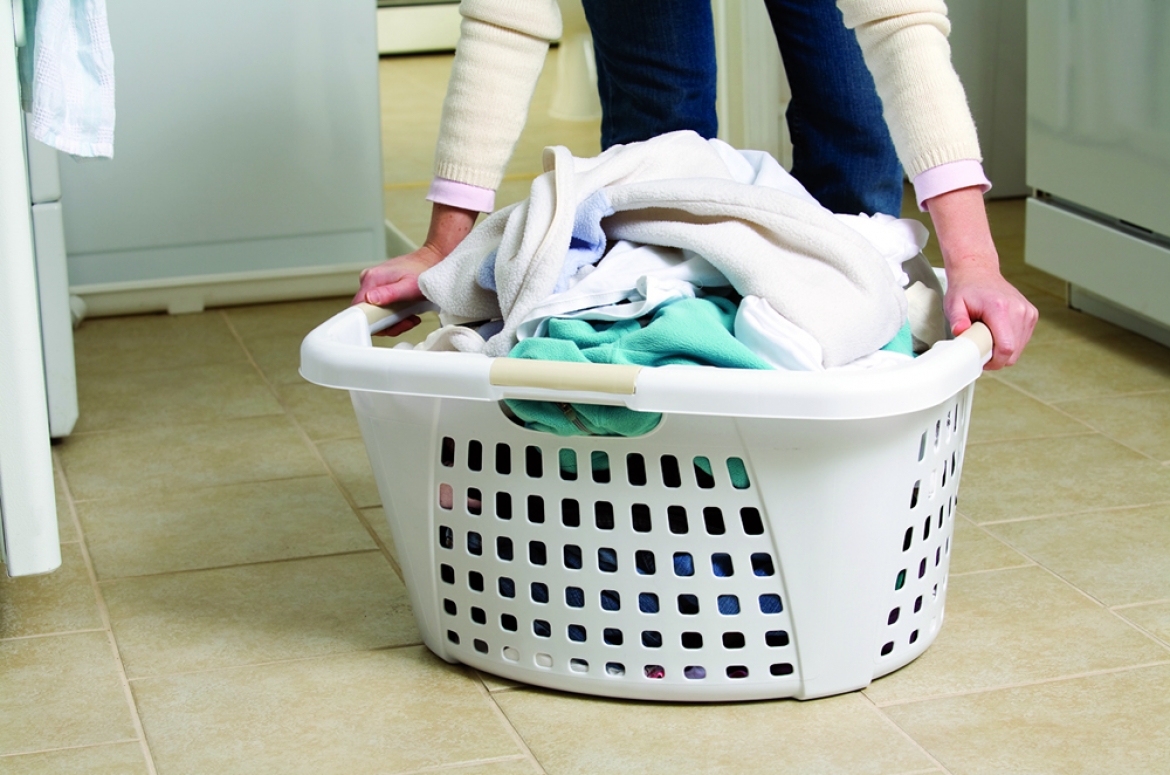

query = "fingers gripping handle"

[
  {"left": 356, "top": 301, "right": 438, "bottom": 335},
  {"left": 957, "top": 322, "right": 993, "bottom": 363}
]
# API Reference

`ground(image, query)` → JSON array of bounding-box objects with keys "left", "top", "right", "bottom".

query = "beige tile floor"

[{"left": 4, "top": 51, "right": 1170, "bottom": 775}]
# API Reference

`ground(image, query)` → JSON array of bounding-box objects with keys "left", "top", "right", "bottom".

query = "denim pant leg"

[
  {"left": 765, "top": 0, "right": 903, "bottom": 216},
  {"left": 580, "top": 0, "right": 718, "bottom": 150}
]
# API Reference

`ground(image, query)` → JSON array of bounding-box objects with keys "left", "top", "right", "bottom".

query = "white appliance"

[
  {"left": 1, "top": 0, "right": 64, "bottom": 577},
  {"left": 1026, "top": 0, "right": 1170, "bottom": 341}
]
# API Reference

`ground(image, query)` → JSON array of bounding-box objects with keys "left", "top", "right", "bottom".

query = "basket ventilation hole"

[
  {"left": 712, "top": 553, "right": 734, "bottom": 577},
  {"left": 631, "top": 503, "right": 652, "bottom": 533},
  {"left": 502, "top": 646, "right": 519, "bottom": 662},
  {"left": 559, "top": 449, "right": 577, "bottom": 481},
  {"left": 934, "top": 420, "right": 941, "bottom": 450},
  {"left": 495, "top": 443, "right": 511, "bottom": 475},
  {"left": 529, "top": 541, "right": 547, "bottom": 566},
  {"left": 914, "top": 595, "right": 923, "bottom": 613},
  {"left": 902, "top": 527, "right": 913, "bottom": 552},
  {"left": 496, "top": 537, "right": 513, "bottom": 561},
  {"left": 635, "top": 551, "right": 657, "bottom": 576},
  {"left": 471, "top": 607, "right": 486, "bottom": 625},
  {"left": 936, "top": 547, "right": 942, "bottom": 567},
  {"left": 952, "top": 452, "right": 957, "bottom": 476},
  {"left": 441, "top": 437, "right": 455, "bottom": 467},
  {"left": 501, "top": 614, "right": 518, "bottom": 631},
  {"left": 909, "top": 630, "right": 920, "bottom": 644},
  {"left": 642, "top": 631, "right": 663, "bottom": 648},
  {"left": 447, "top": 630, "right": 460, "bottom": 645},
  {"left": 932, "top": 583, "right": 939, "bottom": 600},
  {"left": 941, "top": 466, "right": 947, "bottom": 488},
  {"left": 531, "top": 582, "right": 549, "bottom": 604},
  {"left": 881, "top": 641, "right": 895, "bottom": 656},
  {"left": 564, "top": 544, "right": 582, "bottom": 570},
  {"left": 600, "top": 589, "right": 620, "bottom": 611},
  {"left": 918, "top": 431, "right": 927, "bottom": 462},
  {"left": 439, "top": 526, "right": 453, "bottom": 549},
  {"left": 693, "top": 456, "right": 716, "bottom": 489},
  {"left": 569, "top": 658, "right": 589, "bottom": 673},
  {"left": 496, "top": 492, "right": 512, "bottom": 521},
  {"left": 535, "top": 653, "right": 553, "bottom": 668},
  {"left": 561, "top": 498, "right": 580, "bottom": 528},
  {"left": 499, "top": 577, "right": 515, "bottom": 598},
  {"left": 533, "top": 620, "right": 551, "bottom": 638},
  {"left": 639, "top": 593, "right": 660, "bottom": 614},
  {"left": 677, "top": 594, "right": 700, "bottom": 615},
  {"left": 566, "top": 587, "right": 584, "bottom": 608},
  {"left": 668, "top": 506, "right": 689, "bottom": 534},
  {"left": 751, "top": 553, "right": 775, "bottom": 577},
  {"left": 945, "top": 537, "right": 950, "bottom": 555},
  {"left": 645, "top": 665, "right": 666, "bottom": 679},
  {"left": 939, "top": 506, "right": 945, "bottom": 529},
  {"left": 469, "top": 571, "right": 484, "bottom": 592},
  {"left": 591, "top": 451, "right": 611, "bottom": 483},
  {"left": 439, "top": 484, "right": 453, "bottom": 511},
  {"left": 527, "top": 495, "right": 545, "bottom": 524},
  {"left": 595, "top": 501, "right": 615, "bottom": 530},
  {"left": 759, "top": 594, "right": 783, "bottom": 614},
  {"left": 443, "top": 599, "right": 457, "bottom": 616},
  {"left": 722, "top": 632, "right": 746, "bottom": 649},
  {"left": 525, "top": 446, "right": 543, "bottom": 478},
  {"left": 765, "top": 630, "right": 789, "bottom": 647},
  {"left": 727, "top": 458, "right": 750, "bottom": 490},
  {"left": 740, "top": 507, "right": 765, "bottom": 536},
  {"left": 684, "top": 666, "right": 707, "bottom": 680},
  {"left": 910, "top": 481, "right": 921, "bottom": 509},
  {"left": 660, "top": 455, "right": 682, "bottom": 488},
  {"left": 603, "top": 628, "right": 623, "bottom": 645},
  {"left": 703, "top": 507, "right": 726, "bottom": 535},
  {"left": 718, "top": 595, "right": 740, "bottom": 615},
  {"left": 727, "top": 666, "right": 749, "bottom": 679},
  {"left": 598, "top": 548, "right": 618, "bottom": 573},
  {"left": 888, "top": 607, "right": 900, "bottom": 626},
  {"left": 468, "top": 440, "right": 483, "bottom": 471},
  {"left": 473, "top": 639, "right": 488, "bottom": 654},
  {"left": 606, "top": 662, "right": 625, "bottom": 676},
  {"left": 770, "top": 663, "right": 794, "bottom": 676},
  {"left": 467, "top": 532, "right": 482, "bottom": 556},
  {"left": 681, "top": 632, "right": 704, "bottom": 649},
  {"left": 467, "top": 488, "right": 482, "bottom": 515},
  {"left": 673, "top": 553, "right": 695, "bottom": 577},
  {"left": 440, "top": 564, "right": 455, "bottom": 585},
  {"left": 923, "top": 516, "right": 932, "bottom": 541},
  {"left": 626, "top": 453, "right": 647, "bottom": 486},
  {"left": 895, "top": 569, "right": 906, "bottom": 591},
  {"left": 568, "top": 624, "right": 587, "bottom": 642},
  {"left": 918, "top": 558, "right": 927, "bottom": 579}
]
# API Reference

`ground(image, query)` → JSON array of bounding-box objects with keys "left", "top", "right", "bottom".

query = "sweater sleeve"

[
  {"left": 836, "top": 0, "right": 982, "bottom": 180},
  {"left": 432, "top": 0, "right": 562, "bottom": 191}
]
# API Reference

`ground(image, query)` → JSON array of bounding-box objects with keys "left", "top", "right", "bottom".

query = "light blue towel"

[{"left": 18, "top": 0, "right": 115, "bottom": 158}]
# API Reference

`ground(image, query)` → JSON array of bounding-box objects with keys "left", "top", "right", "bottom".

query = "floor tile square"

[
  {"left": 72, "top": 312, "right": 247, "bottom": 377},
  {"left": 948, "top": 516, "right": 1031, "bottom": 576},
  {"left": 132, "top": 646, "right": 521, "bottom": 775},
  {"left": 966, "top": 377, "right": 1090, "bottom": 444},
  {"left": 78, "top": 477, "right": 376, "bottom": 579},
  {"left": 224, "top": 297, "right": 351, "bottom": 341},
  {"left": 1, "top": 544, "right": 101, "bottom": 638},
  {"left": 0, "top": 742, "right": 149, "bottom": 775},
  {"left": 863, "top": 566, "right": 1167, "bottom": 705},
  {"left": 883, "top": 665, "right": 1170, "bottom": 775},
  {"left": 493, "top": 688, "right": 935, "bottom": 775},
  {"left": 0, "top": 632, "right": 135, "bottom": 755},
  {"left": 278, "top": 382, "right": 363, "bottom": 441},
  {"left": 1116, "top": 601, "right": 1170, "bottom": 647},
  {"left": 995, "top": 332, "right": 1170, "bottom": 403},
  {"left": 243, "top": 331, "right": 309, "bottom": 386},
  {"left": 986, "top": 504, "right": 1170, "bottom": 607},
  {"left": 1054, "top": 391, "right": 1170, "bottom": 462},
  {"left": 58, "top": 415, "right": 324, "bottom": 501},
  {"left": 317, "top": 438, "right": 382, "bottom": 508},
  {"left": 102, "top": 552, "right": 418, "bottom": 677}
]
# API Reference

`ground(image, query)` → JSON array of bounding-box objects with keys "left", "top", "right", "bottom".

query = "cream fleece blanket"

[{"left": 418, "top": 131, "right": 908, "bottom": 367}]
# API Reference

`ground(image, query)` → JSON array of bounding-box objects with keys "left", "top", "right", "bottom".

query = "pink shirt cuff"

[
  {"left": 912, "top": 160, "right": 992, "bottom": 211},
  {"left": 427, "top": 177, "right": 496, "bottom": 213}
]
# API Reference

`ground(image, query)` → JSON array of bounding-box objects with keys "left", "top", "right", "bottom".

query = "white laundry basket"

[{"left": 301, "top": 302, "right": 992, "bottom": 702}]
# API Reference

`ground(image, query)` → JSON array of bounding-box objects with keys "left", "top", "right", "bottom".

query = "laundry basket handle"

[
  {"left": 357, "top": 300, "right": 439, "bottom": 334},
  {"left": 957, "top": 321, "right": 993, "bottom": 361}
]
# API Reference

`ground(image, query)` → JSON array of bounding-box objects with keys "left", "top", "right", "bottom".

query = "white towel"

[
  {"left": 419, "top": 131, "right": 908, "bottom": 367},
  {"left": 18, "top": 0, "right": 115, "bottom": 158}
]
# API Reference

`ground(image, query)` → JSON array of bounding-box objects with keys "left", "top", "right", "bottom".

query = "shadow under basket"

[{"left": 301, "top": 303, "right": 991, "bottom": 701}]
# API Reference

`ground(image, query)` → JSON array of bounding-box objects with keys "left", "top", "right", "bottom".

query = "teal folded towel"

[{"left": 506, "top": 297, "right": 772, "bottom": 436}]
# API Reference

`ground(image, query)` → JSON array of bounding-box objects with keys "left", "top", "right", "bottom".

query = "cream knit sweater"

[{"left": 433, "top": 0, "right": 981, "bottom": 192}]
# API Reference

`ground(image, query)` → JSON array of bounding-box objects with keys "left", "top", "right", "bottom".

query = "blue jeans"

[{"left": 579, "top": 0, "right": 903, "bottom": 216}]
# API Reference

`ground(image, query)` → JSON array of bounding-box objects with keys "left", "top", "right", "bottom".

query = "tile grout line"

[
  {"left": 51, "top": 448, "right": 160, "bottom": 775},
  {"left": 395, "top": 753, "right": 533, "bottom": 775},
  {"left": 92, "top": 548, "right": 384, "bottom": 584},
  {"left": 0, "top": 738, "right": 143, "bottom": 760},
  {"left": 967, "top": 498, "right": 1170, "bottom": 527},
  {"left": 218, "top": 310, "right": 408, "bottom": 583},
  {"left": 467, "top": 673, "right": 549, "bottom": 775},
  {"left": 1112, "top": 597, "right": 1170, "bottom": 611},
  {"left": 1, "top": 627, "right": 107, "bottom": 643},
  {"left": 869, "top": 659, "right": 1170, "bottom": 709},
  {"left": 859, "top": 692, "right": 954, "bottom": 775}
]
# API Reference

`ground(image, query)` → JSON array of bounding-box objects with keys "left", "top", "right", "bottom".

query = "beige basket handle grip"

[
  {"left": 355, "top": 300, "right": 438, "bottom": 334},
  {"left": 957, "top": 321, "right": 993, "bottom": 360},
  {"left": 490, "top": 359, "right": 642, "bottom": 395}
]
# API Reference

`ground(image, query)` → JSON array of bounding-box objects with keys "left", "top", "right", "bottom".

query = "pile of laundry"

[{"left": 397, "top": 131, "right": 949, "bottom": 436}]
